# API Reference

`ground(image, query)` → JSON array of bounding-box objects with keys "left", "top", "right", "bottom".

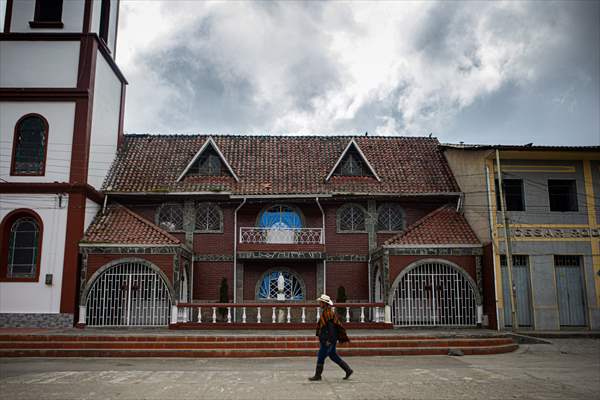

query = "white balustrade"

[
  {"left": 175, "top": 303, "right": 386, "bottom": 326},
  {"left": 239, "top": 227, "right": 323, "bottom": 244}
]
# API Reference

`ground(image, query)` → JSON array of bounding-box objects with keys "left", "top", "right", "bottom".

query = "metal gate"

[
  {"left": 391, "top": 262, "right": 478, "bottom": 326},
  {"left": 555, "top": 256, "right": 586, "bottom": 327},
  {"left": 86, "top": 261, "right": 172, "bottom": 327},
  {"left": 501, "top": 256, "right": 533, "bottom": 327}
]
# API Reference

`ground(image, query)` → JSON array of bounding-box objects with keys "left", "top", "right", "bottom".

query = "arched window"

[
  {"left": 156, "top": 204, "right": 184, "bottom": 231},
  {"left": 1, "top": 210, "right": 43, "bottom": 281},
  {"left": 11, "top": 114, "right": 48, "bottom": 176},
  {"left": 257, "top": 270, "right": 305, "bottom": 300},
  {"left": 377, "top": 203, "right": 405, "bottom": 231},
  {"left": 195, "top": 203, "right": 222, "bottom": 232},
  {"left": 337, "top": 204, "right": 366, "bottom": 232},
  {"left": 258, "top": 205, "right": 302, "bottom": 229}
]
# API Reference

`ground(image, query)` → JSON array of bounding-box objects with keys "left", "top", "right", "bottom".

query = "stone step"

[
  {"left": 0, "top": 337, "right": 514, "bottom": 350},
  {"left": 0, "top": 334, "right": 512, "bottom": 343},
  {"left": 0, "top": 343, "right": 518, "bottom": 358}
]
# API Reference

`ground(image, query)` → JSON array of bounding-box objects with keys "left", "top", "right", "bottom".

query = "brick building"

[{"left": 75, "top": 135, "right": 485, "bottom": 327}]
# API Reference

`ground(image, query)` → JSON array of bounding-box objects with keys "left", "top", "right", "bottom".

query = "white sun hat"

[{"left": 316, "top": 294, "right": 333, "bottom": 305}]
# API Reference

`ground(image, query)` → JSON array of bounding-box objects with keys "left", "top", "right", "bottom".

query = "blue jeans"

[{"left": 317, "top": 341, "right": 343, "bottom": 365}]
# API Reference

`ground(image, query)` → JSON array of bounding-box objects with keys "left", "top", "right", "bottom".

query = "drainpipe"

[
  {"left": 316, "top": 198, "right": 326, "bottom": 294},
  {"left": 233, "top": 197, "right": 246, "bottom": 321}
]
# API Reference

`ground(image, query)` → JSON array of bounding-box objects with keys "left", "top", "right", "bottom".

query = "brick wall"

[
  {"left": 482, "top": 243, "right": 498, "bottom": 329},
  {"left": 325, "top": 262, "right": 369, "bottom": 300},
  {"left": 193, "top": 261, "right": 234, "bottom": 300}
]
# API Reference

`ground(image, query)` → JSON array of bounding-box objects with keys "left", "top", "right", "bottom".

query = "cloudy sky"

[{"left": 4, "top": 1, "right": 600, "bottom": 144}]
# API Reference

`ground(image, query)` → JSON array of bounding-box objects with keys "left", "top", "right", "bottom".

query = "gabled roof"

[
  {"left": 383, "top": 204, "right": 480, "bottom": 247},
  {"left": 325, "top": 138, "right": 381, "bottom": 181},
  {"left": 104, "top": 135, "right": 459, "bottom": 195},
  {"left": 80, "top": 204, "right": 183, "bottom": 246},
  {"left": 176, "top": 137, "right": 239, "bottom": 182}
]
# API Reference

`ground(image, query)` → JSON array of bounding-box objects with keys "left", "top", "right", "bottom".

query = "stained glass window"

[
  {"left": 157, "top": 204, "right": 184, "bottom": 231},
  {"left": 8, "top": 217, "right": 40, "bottom": 278},
  {"left": 257, "top": 271, "right": 304, "bottom": 300},
  {"left": 195, "top": 203, "right": 222, "bottom": 231},
  {"left": 377, "top": 204, "right": 405, "bottom": 231},
  {"left": 13, "top": 115, "right": 47, "bottom": 175},
  {"left": 338, "top": 204, "right": 366, "bottom": 232},
  {"left": 258, "top": 205, "right": 302, "bottom": 229}
]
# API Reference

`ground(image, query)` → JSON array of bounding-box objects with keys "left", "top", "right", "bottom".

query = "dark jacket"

[{"left": 317, "top": 318, "right": 338, "bottom": 344}]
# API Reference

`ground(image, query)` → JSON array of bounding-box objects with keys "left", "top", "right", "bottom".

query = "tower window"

[
  {"left": 1, "top": 210, "right": 43, "bottom": 282},
  {"left": 11, "top": 114, "right": 49, "bottom": 176},
  {"left": 99, "top": 0, "right": 111, "bottom": 43},
  {"left": 31, "top": 0, "right": 64, "bottom": 27}
]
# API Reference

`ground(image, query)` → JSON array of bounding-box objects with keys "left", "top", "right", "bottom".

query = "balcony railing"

[
  {"left": 174, "top": 302, "right": 390, "bottom": 325},
  {"left": 239, "top": 227, "right": 323, "bottom": 244}
]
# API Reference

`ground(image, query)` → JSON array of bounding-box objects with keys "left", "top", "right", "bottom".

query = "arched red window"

[
  {"left": 0, "top": 209, "right": 43, "bottom": 282},
  {"left": 10, "top": 114, "right": 49, "bottom": 176}
]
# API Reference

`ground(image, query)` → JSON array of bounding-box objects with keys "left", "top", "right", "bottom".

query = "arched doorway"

[
  {"left": 389, "top": 259, "right": 480, "bottom": 327},
  {"left": 84, "top": 260, "right": 173, "bottom": 327}
]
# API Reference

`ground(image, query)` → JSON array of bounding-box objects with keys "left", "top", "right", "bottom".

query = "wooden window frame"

[
  {"left": 29, "top": 0, "right": 64, "bottom": 28},
  {"left": 0, "top": 209, "right": 44, "bottom": 283},
  {"left": 10, "top": 114, "right": 49, "bottom": 177}
]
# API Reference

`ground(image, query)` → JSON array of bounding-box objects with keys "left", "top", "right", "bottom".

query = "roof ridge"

[
  {"left": 114, "top": 203, "right": 182, "bottom": 245},
  {"left": 123, "top": 134, "right": 439, "bottom": 140},
  {"left": 383, "top": 204, "right": 453, "bottom": 246}
]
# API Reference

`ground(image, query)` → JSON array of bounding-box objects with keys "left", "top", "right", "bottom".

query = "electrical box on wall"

[{"left": 45, "top": 274, "right": 53, "bottom": 285}]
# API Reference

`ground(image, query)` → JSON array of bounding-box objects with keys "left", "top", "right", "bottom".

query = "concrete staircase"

[{"left": 0, "top": 333, "right": 518, "bottom": 357}]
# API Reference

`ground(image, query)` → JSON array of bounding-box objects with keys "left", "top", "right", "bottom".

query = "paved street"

[{"left": 1, "top": 339, "right": 599, "bottom": 400}]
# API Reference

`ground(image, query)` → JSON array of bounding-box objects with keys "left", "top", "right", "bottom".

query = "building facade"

[
  {"left": 0, "top": 0, "right": 125, "bottom": 327},
  {"left": 444, "top": 145, "right": 600, "bottom": 331},
  {"left": 76, "top": 135, "right": 486, "bottom": 328}
]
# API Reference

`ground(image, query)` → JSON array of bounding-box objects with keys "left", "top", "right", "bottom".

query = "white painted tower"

[{"left": 0, "top": 0, "right": 126, "bottom": 327}]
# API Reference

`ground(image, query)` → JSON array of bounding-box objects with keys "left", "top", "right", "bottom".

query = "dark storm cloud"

[{"left": 118, "top": 1, "right": 599, "bottom": 144}]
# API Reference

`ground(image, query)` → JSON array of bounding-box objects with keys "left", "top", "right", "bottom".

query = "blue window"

[
  {"left": 258, "top": 205, "right": 302, "bottom": 229},
  {"left": 257, "top": 271, "right": 304, "bottom": 300}
]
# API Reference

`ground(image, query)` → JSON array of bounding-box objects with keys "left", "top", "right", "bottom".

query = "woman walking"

[{"left": 309, "top": 294, "right": 353, "bottom": 381}]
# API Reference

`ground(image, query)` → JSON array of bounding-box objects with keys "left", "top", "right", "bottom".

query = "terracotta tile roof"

[
  {"left": 103, "top": 135, "right": 459, "bottom": 195},
  {"left": 384, "top": 204, "right": 480, "bottom": 246},
  {"left": 81, "top": 204, "right": 182, "bottom": 246}
]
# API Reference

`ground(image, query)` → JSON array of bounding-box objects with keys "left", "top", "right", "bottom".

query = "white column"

[
  {"left": 242, "top": 307, "right": 247, "bottom": 323},
  {"left": 78, "top": 305, "right": 87, "bottom": 325},
  {"left": 257, "top": 307, "right": 262, "bottom": 323},
  {"left": 170, "top": 305, "right": 178, "bottom": 324},
  {"left": 384, "top": 305, "right": 392, "bottom": 324},
  {"left": 360, "top": 307, "right": 365, "bottom": 323}
]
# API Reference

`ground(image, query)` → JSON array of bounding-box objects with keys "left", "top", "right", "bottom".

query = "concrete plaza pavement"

[{"left": 1, "top": 338, "right": 599, "bottom": 400}]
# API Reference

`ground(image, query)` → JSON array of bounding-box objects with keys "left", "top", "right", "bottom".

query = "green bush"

[
  {"left": 336, "top": 286, "right": 347, "bottom": 317},
  {"left": 218, "top": 277, "right": 229, "bottom": 320}
]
